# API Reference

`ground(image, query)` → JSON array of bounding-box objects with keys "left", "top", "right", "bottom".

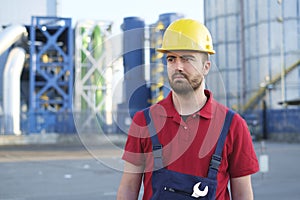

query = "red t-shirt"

[{"left": 122, "top": 90, "right": 259, "bottom": 200}]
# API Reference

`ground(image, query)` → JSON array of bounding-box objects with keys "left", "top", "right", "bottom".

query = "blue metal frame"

[{"left": 29, "top": 16, "right": 74, "bottom": 133}]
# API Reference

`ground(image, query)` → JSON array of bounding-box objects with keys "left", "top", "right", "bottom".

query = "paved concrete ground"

[
  {"left": 252, "top": 141, "right": 300, "bottom": 200},
  {"left": 0, "top": 143, "right": 125, "bottom": 200},
  {"left": 0, "top": 141, "right": 299, "bottom": 200}
]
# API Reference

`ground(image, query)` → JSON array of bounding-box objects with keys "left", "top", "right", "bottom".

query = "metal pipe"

[
  {"left": 278, "top": 0, "right": 286, "bottom": 106},
  {"left": 240, "top": 0, "right": 246, "bottom": 111},
  {"left": 3, "top": 47, "right": 26, "bottom": 135},
  {"left": 0, "top": 25, "right": 27, "bottom": 55}
]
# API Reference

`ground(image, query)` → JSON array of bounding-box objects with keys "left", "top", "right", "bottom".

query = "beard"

[{"left": 169, "top": 72, "right": 203, "bottom": 95}]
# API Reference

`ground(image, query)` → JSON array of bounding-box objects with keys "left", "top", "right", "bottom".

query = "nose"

[{"left": 174, "top": 60, "right": 184, "bottom": 71}]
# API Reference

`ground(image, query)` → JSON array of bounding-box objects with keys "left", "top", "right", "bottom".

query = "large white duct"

[
  {"left": 3, "top": 47, "right": 26, "bottom": 135},
  {"left": 0, "top": 25, "right": 27, "bottom": 55}
]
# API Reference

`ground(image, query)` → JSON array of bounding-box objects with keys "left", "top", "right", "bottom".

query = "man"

[{"left": 117, "top": 18, "right": 259, "bottom": 200}]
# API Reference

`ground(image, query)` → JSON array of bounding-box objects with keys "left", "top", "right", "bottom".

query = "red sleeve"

[
  {"left": 228, "top": 114, "right": 260, "bottom": 178},
  {"left": 122, "top": 110, "right": 148, "bottom": 166}
]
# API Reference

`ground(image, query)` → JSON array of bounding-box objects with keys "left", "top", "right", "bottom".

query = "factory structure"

[
  {"left": 0, "top": 0, "right": 299, "bottom": 141},
  {"left": 204, "top": 0, "right": 300, "bottom": 140}
]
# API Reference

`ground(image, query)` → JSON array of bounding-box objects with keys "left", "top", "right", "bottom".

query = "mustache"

[{"left": 172, "top": 72, "right": 188, "bottom": 80}]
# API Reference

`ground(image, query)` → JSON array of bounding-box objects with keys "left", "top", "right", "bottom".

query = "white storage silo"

[{"left": 204, "top": 0, "right": 300, "bottom": 111}]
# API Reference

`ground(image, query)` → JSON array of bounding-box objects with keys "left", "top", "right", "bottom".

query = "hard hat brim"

[{"left": 156, "top": 48, "right": 215, "bottom": 55}]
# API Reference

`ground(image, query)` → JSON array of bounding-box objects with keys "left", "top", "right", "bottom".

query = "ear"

[{"left": 202, "top": 61, "right": 211, "bottom": 76}]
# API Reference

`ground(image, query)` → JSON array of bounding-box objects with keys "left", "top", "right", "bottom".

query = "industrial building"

[
  {"left": 0, "top": 0, "right": 299, "bottom": 142},
  {"left": 204, "top": 0, "right": 300, "bottom": 140}
]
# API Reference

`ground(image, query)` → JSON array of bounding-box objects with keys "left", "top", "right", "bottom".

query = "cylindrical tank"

[
  {"left": 243, "top": 0, "right": 300, "bottom": 109},
  {"left": 204, "top": 0, "right": 300, "bottom": 111},
  {"left": 158, "top": 12, "right": 184, "bottom": 28},
  {"left": 121, "top": 17, "right": 150, "bottom": 118},
  {"left": 122, "top": 17, "right": 145, "bottom": 74},
  {"left": 204, "top": 0, "right": 242, "bottom": 109}
]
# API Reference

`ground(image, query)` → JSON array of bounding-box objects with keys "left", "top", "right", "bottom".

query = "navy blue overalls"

[{"left": 143, "top": 108, "right": 235, "bottom": 200}]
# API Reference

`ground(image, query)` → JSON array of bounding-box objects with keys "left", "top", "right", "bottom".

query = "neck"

[{"left": 172, "top": 87, "right": 207, "bottom": 115}]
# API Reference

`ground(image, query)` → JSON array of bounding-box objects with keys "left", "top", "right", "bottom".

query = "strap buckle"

[
  {"left": 152, "top": 145, "right": 162, "bottom": 158},
  {"left": 209, "top": 154, "right": 222, "bottom": 171},
  {"left": 152, "top": 144, "right": 163, "bottom": 170}
]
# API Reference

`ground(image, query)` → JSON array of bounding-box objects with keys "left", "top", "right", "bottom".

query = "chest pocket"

[
  {"left": 151, "top": 168, "right": 217, "bottom": 200},
  {"left": 143, "top": 108, "right": 234, "bottom": 200}
]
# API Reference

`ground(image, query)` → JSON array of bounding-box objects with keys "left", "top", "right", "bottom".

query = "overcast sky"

[{"left": 60, "top": 0, "right": 204, "bottom": 34}]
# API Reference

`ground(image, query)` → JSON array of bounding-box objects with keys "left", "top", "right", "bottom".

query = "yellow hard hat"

[{"left": 157, "top": 18, "right": 215, "bottom": 54}]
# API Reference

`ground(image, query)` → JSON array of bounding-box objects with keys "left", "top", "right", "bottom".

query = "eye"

[
  {"left": 181, "top": 56, "right": 195, "bottom": 63},
  {"left": 166, "top": 56, "right": 176, "bottom": 63}
]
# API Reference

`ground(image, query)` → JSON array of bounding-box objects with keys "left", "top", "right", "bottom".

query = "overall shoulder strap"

[
  {"left": 143, "top": 107, "right": 164, "bottom": 170},
  {"left": 207, "top": 109, "right": 235, "bottom": 179}
]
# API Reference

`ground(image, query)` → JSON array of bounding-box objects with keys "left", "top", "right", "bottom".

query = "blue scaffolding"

[{"left": 29, "top": 16, "right": 74, "bottom": 133}]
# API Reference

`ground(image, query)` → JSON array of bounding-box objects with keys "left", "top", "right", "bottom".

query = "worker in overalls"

[{"left": 117, "top": 18, "right": 259, "bottom": 200}]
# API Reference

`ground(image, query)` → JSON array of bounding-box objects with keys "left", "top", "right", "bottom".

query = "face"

[{"left": 166, "top": 51, "right": 210, "bottom": 95}]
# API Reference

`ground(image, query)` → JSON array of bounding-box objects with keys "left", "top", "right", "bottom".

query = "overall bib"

[{"left": 143, "top": 108, "right": 235, "bottom": 200}]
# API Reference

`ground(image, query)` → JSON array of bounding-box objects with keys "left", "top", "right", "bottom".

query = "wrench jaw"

[{"left": 191, "top": 182, "right": 209, "bottom": 198}]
